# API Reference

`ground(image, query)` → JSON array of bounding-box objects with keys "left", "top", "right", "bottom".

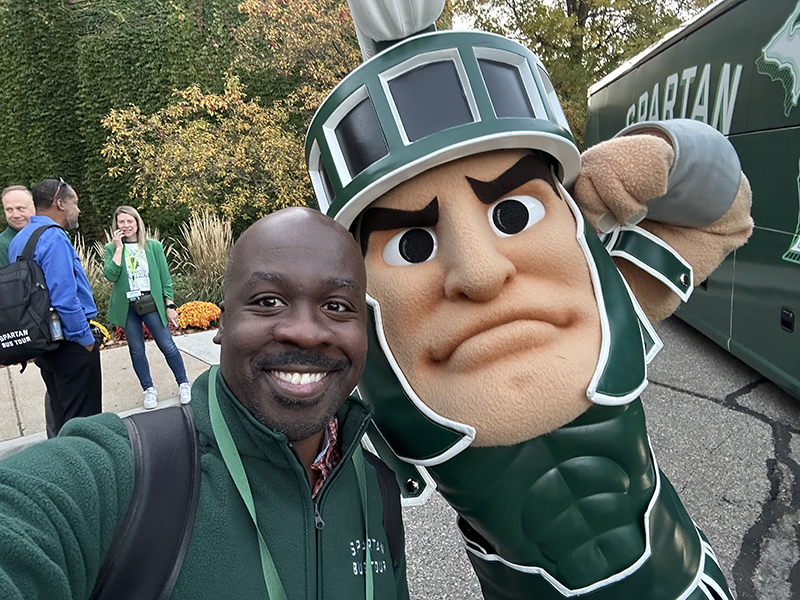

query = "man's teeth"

[{"left": 273, "top": 371, "right": 327, "bottom": 385}]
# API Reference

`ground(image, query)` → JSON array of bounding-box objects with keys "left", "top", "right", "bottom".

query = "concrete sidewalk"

[{"left": 0, "top": 329, "right": 220, "bottom": 459}]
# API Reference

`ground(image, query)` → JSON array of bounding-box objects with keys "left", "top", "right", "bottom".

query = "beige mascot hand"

[{"left": 574, "top": 120, "right": 754, "bottom": 322}]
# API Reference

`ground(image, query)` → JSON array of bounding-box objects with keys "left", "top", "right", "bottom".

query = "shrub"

[{"left": 114, "top": 323, "right": 154, "bottom": 341}]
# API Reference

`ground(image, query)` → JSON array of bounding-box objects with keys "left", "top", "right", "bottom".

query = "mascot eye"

[
  {"left": 488, "top": 195, "right": 545, "bottom": 237},
  {"left": 383, "top": 227, "right": 438, "bottom": 266}
]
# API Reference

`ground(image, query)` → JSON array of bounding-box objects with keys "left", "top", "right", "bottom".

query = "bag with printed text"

[{"left": 0, "top": 225, "right": 60, "bottom": 369}]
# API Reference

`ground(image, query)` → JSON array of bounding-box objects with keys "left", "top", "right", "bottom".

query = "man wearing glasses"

[{"left": 7, "top": 177, "right": 101, "bottom": 436}]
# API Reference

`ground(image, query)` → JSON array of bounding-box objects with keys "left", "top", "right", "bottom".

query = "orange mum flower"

[{"left": 176, "top": 301, "right": 221, "bottom": 330}]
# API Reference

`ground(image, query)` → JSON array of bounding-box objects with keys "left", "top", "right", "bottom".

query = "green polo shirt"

[{"left": 0, "top": 226, "right": 18, "bottom": 267}]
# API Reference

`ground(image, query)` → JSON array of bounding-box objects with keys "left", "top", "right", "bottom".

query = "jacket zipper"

[{"left": 314, "top": 406, "right": 372, "bottom": 600}]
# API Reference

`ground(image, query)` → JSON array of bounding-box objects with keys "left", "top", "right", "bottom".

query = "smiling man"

[
  {"left": 0, "top": 185, "right": 35, "bottom": 267},
  {"left": 0, "top": 207, "right": 409, "bottom": 600}
]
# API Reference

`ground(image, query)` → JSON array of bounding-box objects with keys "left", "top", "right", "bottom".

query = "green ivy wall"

[{"left": 0, "top": 0, "right": 243, "bottom": 239}]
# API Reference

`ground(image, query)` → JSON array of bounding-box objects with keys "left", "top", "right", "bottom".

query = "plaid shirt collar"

[{"left": 310, "top": 416, "right": 341, "bottom": 498}]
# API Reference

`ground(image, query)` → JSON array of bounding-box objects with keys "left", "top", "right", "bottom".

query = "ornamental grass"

[
  {"left": 73, "top": 233, "right": 113, "bottom": 326},
  {"left": 177, "top": 301, "right": 221, "bottom": 330},
  {"left": 169, "top": 212, "right": 232, "bottom": 306}
]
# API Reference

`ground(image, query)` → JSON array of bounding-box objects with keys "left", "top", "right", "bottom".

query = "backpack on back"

[
  {"left": 90, "top": 405, "right": 403, "bottom": 600},
  {"left": 0, "top": 225, "right": 60, "bottom": 368}
]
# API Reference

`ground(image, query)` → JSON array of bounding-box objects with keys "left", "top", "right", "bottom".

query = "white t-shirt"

[{"left": 124, "top": 243, "right": 151, "bottom": 292}]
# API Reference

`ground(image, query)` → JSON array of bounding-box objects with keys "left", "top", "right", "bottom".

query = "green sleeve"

[
  {"left": 103, "top": 242, "right": 122, "bottom": 282},
  {"left": 0, "top": 229, "right": 12, "bottom": 267},
  {"left": 154, "top": 241, "right": 174, "bottom": 301},
  {"left": 0, "top": 414, "right": 135, "bottom": 600}
]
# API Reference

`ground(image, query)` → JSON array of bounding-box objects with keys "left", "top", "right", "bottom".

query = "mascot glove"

[
  {"left": 574, "top": 132, "right": 753, "bottom": 323},
  {"left": 574, "top": 134, "right": 674, "bottom": 234}
]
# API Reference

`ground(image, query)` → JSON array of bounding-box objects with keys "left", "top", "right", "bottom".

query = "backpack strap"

[
  {"left": 363, "top": 449, "right": 403, "bottom": 571},
  {"left": 17, "top": 224, "right": 59, "bottom": 262},
  {"left": 90, "top": 405, "right": 202, "bottom": 600}
]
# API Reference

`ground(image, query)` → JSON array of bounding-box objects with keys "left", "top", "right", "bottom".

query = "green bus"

[{"left": 585, "top": 0, "right": 800, "bottom": 399}]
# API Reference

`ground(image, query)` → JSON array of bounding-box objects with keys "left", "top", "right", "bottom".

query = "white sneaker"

[
  {"left": 179, "top": 382, "right": 191, "bottom": 404},
  {"left": 143, "top": 387, "right": 158, "bottom": 410}
]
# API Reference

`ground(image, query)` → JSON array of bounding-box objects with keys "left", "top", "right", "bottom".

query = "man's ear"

[{"left": 213, "top": 301, "right": 225, "bottom": 345}]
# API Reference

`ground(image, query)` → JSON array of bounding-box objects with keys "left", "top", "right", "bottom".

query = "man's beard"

[{"left": 247, "top": 350, "right": 351, "bottom": 442}]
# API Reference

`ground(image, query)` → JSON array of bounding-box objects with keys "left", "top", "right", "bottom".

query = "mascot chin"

[{"left": 306, "top": 2, "right": 753, "bottom": 598}]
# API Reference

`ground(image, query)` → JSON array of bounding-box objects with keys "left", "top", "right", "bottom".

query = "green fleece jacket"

[
  {"left": 0, "top": 368, "right": 409, "bottom": 600},
  {"left": 0, "top": 226, "right": 17, "bottom": 267},
  {"left": 103, "top": 239, "right": 173, "bottom": 328}
]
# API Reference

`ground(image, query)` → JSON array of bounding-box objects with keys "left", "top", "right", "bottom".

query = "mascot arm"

[{"left": 574, "top": 119, "right": 753, "bottom": 322}]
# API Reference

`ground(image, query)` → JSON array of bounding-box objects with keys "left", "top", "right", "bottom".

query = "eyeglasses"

[{"left": 53, "top": 177, "right": 65, "bottom": 202}]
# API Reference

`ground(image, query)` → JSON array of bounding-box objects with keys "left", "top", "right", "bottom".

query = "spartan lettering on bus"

[{"left": 625, "top": 62, "right": 743, "bottom": 135}]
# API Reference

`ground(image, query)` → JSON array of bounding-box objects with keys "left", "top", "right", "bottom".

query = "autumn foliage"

[{"left": 102, "top": 76, "right": 308, "bottom": 220}]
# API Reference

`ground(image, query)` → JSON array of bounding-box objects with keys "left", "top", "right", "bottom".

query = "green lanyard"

[
  {"left": 353, "top": 441, "right": 374, "bottom": 600},
  {"left": 124, "top": 246, "right": 139, "bottom": 275},
  {"left": 207, "top": 365, "right": 374, "bottom": 600}
]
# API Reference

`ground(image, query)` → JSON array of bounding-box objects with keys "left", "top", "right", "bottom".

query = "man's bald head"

[
  {"left": 224, "top": 207, "right": 365, "bottom": 299},
  {"left": 2, "top": 186, "right": 35, "bottom": 231},
  {"left": 214, "top": 206, "right": 369, "bottom": 443}
]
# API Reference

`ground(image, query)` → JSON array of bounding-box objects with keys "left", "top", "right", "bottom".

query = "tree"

[
  {"left": 99, "top": 0, "right": 454, "bottom": 229},
  {"left": 233, "top": 0, "right": 452, "bottom": 128},
  {"left": 102, "top": 76, "right": 308, "bottom": 232},
  {"left": 234, "top": 0, "right": 362, "bottom": 129},
  {"left": 454, "top": 0, "right": 713, "bottom": 144}
]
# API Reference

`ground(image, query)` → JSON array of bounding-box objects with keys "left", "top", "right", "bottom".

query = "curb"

[{"left": 0, "top": 397, "right": 182, "bottom": 461}]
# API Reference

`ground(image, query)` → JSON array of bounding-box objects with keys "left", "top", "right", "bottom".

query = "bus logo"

[
  {"left": 755, "top": 1, "right": 800, "bottom": 117},
  {"left": 755, "top": 1, "right": 800, "bottom": 264}
]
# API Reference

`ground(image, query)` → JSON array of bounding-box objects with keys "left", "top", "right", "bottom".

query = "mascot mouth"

[
  {"left": 440, "top": 319, "right": 559, "bottom": 371},
  {"left": 427, "top": 305, "right": 575, "bottom": 369}
]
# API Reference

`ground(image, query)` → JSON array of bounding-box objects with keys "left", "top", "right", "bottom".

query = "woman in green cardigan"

[{"left": 104, "top": 206, "right": 191, "bottom": 409}]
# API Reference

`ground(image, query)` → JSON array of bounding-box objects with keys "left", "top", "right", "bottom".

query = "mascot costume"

[{"left": 305, "top": 1, "right": 754, "bottom": 598}]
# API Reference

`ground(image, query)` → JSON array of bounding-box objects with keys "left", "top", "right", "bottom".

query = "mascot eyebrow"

[
  {"left": 357, "top": 153, "right": 560, "bottom": 255},
  {"left": 466, "top": 153, "right": 560, "bottom": 205}
]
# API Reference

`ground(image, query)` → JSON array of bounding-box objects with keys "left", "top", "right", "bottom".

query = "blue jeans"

[{"left": 125, "top": 306, "right": 188, "bottom": 391}]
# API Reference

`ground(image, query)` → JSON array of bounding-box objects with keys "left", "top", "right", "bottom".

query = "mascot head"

[{"left": 306, "top": 12, "right": 654, "bottom": 462}]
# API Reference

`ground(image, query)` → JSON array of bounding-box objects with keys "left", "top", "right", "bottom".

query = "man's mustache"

[{"left": 251, "top": 351, "right": 349, "bottom": 374}]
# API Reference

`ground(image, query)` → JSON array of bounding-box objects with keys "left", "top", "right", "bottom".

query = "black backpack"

[{"left": 0, "top": 225, "right": 60, "bottom": 369}]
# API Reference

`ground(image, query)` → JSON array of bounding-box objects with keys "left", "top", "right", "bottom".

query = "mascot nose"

[{"left": 442, "top": 234, "right": 516, "bottom": 301}]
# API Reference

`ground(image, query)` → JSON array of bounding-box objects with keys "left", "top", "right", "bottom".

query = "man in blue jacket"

[{"left": 8, "top": 177, "right": 101, "bottom": 436}]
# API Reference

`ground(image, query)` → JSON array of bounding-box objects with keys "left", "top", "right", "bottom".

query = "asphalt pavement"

[{"left": 1, "top": 318, "right": 797, "bottom": 599}]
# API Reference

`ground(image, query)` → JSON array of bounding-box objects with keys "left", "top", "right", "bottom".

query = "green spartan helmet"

[{"left": 305, "top": 27, "right": 660, "bottom": 474}]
